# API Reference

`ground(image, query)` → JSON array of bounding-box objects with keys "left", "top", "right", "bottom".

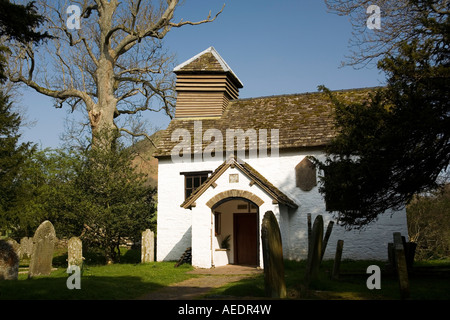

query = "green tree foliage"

[
  {"left": 0, "top": 0, "right": 51, "bottom": 82},
  {"left": 4, "top": 148, "right": 81, "bottom": 237},
  {"left": 2, "top": 131, "right": 156, "bottom": 263},
  {"left": 0, "top": 90, "right": 34, "bottom": 233},
  {"left": 0, "top": 0, "right": 52, "bottom": 228},
  {"left": 0, "top": 2, "right": 154, "bottom": 261},
  {"left": 315, "top": 0, "right": 449, "bottom": 228},
  {"left": 72, "top": 133, "right": 156, "bottom": 263},
  {"left": 0, "top": 0, "right": 50, "bottom": 43}
]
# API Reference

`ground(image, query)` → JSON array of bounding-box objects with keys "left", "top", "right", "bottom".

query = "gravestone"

[
  {"left": 19, "top": 237, "right": 33, "bottom": 259},
  {"left": 387, "top": 235, "right": 416, "bottom": 274},
  {"left": 67, "top": 237, "right": 83, "bottom": 268},
  {"left": 393, "top": 232, "right": 410, "bottom": 299},
  {"left": 6, "top": 239, "right": 20, "bottom": 254},
  {"left": 141, "top": 229, "right": 155, "bottom": 263},
  {"left": 0, "top": 240, "right": 19, "bottom": 280},
  {"left": 304, "top": 215, "right": 324, "bottom": 286},
  {"left": 321, "top": 220, "right": 334, "bottom": 262},
  {"left": 261, "top": 211, "right": 286, "bottom": 298},
  {"left": 332, "top": 239, "right": 344, "bottom": 280},
  {"left": 404, "top": 241, "right": 417, "bottom": 271},
  {"left": 29, "top": 220, "right": 57, "bottom": 278}
]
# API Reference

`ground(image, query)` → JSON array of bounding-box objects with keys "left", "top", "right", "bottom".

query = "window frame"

[
  {"left": 180, "top": 171, "right": 212, "bottom": 200},
  {"left": 214, "top": 212, "right": 222, "bottom": 236}
]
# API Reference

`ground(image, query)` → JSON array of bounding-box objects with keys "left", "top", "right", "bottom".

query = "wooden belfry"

[{"left": 173, "top": 47, "right": 244, "bottom": 119}]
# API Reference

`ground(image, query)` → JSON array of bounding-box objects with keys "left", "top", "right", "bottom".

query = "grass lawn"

[
  {"left": 2, "top": 246, "right": 449, "bottom": 300},
  {"left": 204, "top": 259, "right": 450, "bottom": 300},
  {"left": 0, "top": 248, "right": 197, "bottom": 300}
]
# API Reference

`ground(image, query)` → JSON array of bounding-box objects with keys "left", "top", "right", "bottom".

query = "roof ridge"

[{"left": 234, "top": 86, "right": 384, "bottom": 102}]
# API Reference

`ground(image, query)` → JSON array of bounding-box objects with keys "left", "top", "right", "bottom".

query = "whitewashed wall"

[
  {"left": 156, "top": 159, "right": 215, "bottom": 262},
  {"left": 247, "top": 151, "right": 408, "bottom": 261},
  {"left": 156, "top": 151, "right": 408, "bottom": 267}
]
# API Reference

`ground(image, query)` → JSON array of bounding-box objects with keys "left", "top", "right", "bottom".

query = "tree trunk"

[
  {"left": 90, "top": 58, "right": 117, "bottom": 149},
  {"left": 89, "top": 2, "right": 119, "bottom": 149}
]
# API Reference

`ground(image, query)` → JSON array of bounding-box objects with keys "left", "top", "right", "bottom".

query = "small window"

[
  {"left": 181, "top": 171, "right": 212, "bottom": 199},
  {"left": 214, "top": 212, "right": 221, "bottom": 235}
]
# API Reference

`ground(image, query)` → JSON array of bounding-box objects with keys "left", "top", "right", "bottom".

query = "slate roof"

[
  {"left": 180, "top": 155, "right": 298, "bottom": 209},
  {"left": 154, "top": 87, "right": 377, "bottom": 157}
]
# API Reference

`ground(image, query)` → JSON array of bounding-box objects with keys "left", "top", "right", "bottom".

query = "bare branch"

[
  {"left": 114, "top": 1, "right": 225, "bottom": 58},
  {"left": 430, "top": 1, "right": 450, "bottom": 15},
  {"left": 324, "top": 0, "right": 419, "bottom": 67},
  {"left": 115, "top": 66, "right": 161, "bottom": 77},
  {"left": 169, "top": 3, "right": 225, "bottom": 28},
  {"left": 114, "top": 74, "right": 174, "bottom": 116},
  {"left": 25, "top": 46, "right": 34, "bottom": 81},
  {"left": 7, "top": 0, "right": 217, "bottom": 148},
  {"left": 119, "top": 127, "right": 157, "bottom": 148},
  {"left": 10, "top": 73, "right": 95, "bottom": 112},
  {"left": 81, "top": 4, "right": 99, "bottom": 18},
  {"left": 52, "top": 2, "right": 99, "bottom": 67},
  {"left": 116, "top": 88, "right": 140, "bottom": 103}
]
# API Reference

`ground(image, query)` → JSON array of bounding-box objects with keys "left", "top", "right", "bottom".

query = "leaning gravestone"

[
  {"left": 321, "top": 220, "right": 334, "bottom": 262},
  {"left": 0, "top": 240, "right": 19, "bottom": 280},
  {"left": 261, "top": 211, "right": 286, "bottom": 298},
  {"left": 141, "top": 229, "right": 155, "bottom": 263},
  {"left": 28, "top": 220, "right": 57, "bottom": 278},
  {"left": 304, "top": 215, "right": 324, "bottom": 287},
  {"left": 68, "top": 237, "right": 83, "bottom": 268}
]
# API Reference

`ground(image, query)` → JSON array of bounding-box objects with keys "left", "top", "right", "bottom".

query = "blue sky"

[{"left": 17, "top": 0, "right": 386, "bottom": 149}]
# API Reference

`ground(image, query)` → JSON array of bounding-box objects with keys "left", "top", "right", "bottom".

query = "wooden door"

[{"left": 234, "top": 213, "right": 258, "bottom": 266}]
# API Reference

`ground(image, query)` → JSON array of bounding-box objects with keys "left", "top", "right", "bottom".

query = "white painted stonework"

[{"left": 156, "top": 151, "right": 408, "bottom": 268}]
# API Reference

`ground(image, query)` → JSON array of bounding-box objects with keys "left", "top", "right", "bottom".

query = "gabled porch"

[{"left": 180, "top": 156, "right": 298, "bottom": 269}]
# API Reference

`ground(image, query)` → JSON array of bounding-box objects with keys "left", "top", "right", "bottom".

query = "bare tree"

[
  {"left": 325, "top": 0, "right": 449, "bottom": 68},
  {"left": 6, "top": 0, "right": 224, "bottom": 148}
]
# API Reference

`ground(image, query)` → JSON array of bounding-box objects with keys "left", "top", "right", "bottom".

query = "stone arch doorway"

[{"left": 211, "top": 196, "right": 260, "bottom": 267}]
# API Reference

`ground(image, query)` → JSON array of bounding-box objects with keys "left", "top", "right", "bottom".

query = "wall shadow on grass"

[{"left": 0, "top": 274, "right": 165, "bottom": 300}]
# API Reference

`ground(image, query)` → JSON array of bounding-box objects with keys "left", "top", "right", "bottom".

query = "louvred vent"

[{"left": 173, "top": 47, "right": 243, "bottom": 118}]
